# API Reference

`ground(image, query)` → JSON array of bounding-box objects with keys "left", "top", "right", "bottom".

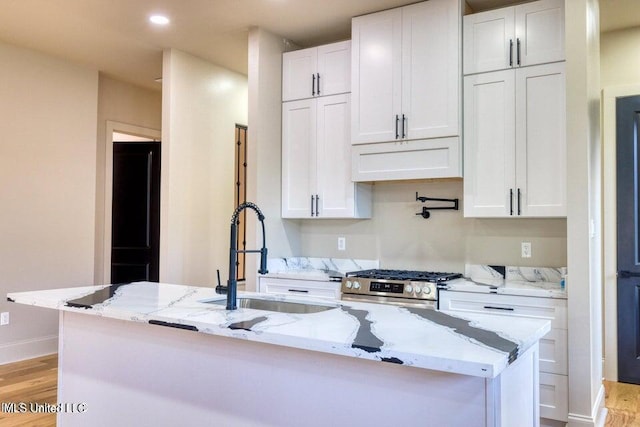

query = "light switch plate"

[{"left": 0, "top": 312, "right": 9, "bottom": 326}]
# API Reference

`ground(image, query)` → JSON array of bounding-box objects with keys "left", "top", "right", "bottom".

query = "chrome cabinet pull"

[
  {"left": 395, "top": 115, "right": 399, "bottom": 139},
  {"left": 312, "top": 74, "right": 316, "bottom": 96},
  {"left": 310, "top": 195, "right": 314, "bottom": 216},
  {"left": 315, "top": 194, "right": 319, "bottom": 217},
  {"left": 517, "top": 38, "right": 521, "bottom": 66},
  {"left": 316, "top": 73, "right": 320, "bottom": 95}
]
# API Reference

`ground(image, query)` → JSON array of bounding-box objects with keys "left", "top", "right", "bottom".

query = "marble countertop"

[
  {"left": 262, "top": 257, "right": 379, "bottom": 281},
  {"left": 445, "top": 278, "right": 567, "bottom": 299},
  {"left": 450, "top": 264, "right": 568, "bottom": 299},
  {"left": 8, "top": 282, "right": 549, "bottom": 378}
]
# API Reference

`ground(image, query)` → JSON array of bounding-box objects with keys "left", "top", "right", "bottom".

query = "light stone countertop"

[{"left": 8, "top": 281, "right": 549, "bottom": 378}]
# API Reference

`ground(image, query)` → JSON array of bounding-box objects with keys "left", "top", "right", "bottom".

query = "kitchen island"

[{"left": 8, "top": 282, "right": 550, "bottom": 427}]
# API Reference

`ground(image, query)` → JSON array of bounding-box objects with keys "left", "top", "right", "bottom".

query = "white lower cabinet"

[
  {"left": 439, "top": 290, "right": 568, "bottom": 423},
  {"left": 258, "top": 276, "right": 340, "bottom": 300}
]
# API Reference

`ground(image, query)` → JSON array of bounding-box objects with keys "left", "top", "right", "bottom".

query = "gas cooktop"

[{"left": 345, "top": 269, "right": 462, "bottom": 283}]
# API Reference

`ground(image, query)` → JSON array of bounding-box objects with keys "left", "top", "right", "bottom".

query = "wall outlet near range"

[
  {"left": 0, "top": 312, "right": 9, "bottom": 326},
  {"left": 521, "top": 242, "right": 532, "bottom": 258},
  {"left": 337, "top": 237, "right": 346, "bottom": 251}
]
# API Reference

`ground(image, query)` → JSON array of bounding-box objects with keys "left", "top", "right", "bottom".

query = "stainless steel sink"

[{"left": 204, "top": 297, "right": 337, "bottom": 314}]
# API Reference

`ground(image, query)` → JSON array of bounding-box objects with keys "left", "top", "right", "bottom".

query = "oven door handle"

[{"left": 340, "top": 293, "right": 436, "bottom": 309}]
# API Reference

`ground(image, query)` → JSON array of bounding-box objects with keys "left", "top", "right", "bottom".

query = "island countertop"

[{"left": 8, "top": 281, "right": 550, "bottom": 378}]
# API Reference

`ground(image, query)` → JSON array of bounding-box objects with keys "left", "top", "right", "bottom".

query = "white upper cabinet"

[
  {"left": 464, "top": 62, "right": 566, "bottom": 218},
  {"left": 282, "top": 41, "right": 351, "bottom": 102},
  {"left": 352, "top": 0, "right": 460, "bottom": 145},
  {"left": 515, "top": 62, "right": 566, "bottom": 217},
  {"left": 282, "top": 95, "right": 372, "bottom": 219},
  {"left": 463, "top": 0, "right": 564, "bottom": 75}
]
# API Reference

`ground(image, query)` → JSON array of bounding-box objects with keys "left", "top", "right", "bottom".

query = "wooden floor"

[
  {"left": 0, "top": 354, "right": 57, "bottom": 427},
  {"left": 1, "top": 355, "right": 640, "bottom": 426}
]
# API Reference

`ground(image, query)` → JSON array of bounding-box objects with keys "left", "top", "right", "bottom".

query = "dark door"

[
  {"left": 617, "top": 95, "right": 640, "bottom": 384},
  {"left": 111, "top": 142, "right": 161, "bottom": 284}
]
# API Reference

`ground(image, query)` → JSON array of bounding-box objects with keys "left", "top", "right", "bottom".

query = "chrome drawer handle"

[{"left": 483, "top": 305, "right": 514, "bottom": 311}]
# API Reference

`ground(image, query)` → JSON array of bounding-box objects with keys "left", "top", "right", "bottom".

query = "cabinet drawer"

[
  {"left": 351, "top": 137, "right": 461, "bottom": 181},
  {"left": 439, "top": 291, "right": 567, "bottom": 329},
  {"left": 539, "top": 372, "right": 568, "bottom": 422},
  {"left": 259, "top": 277, "right": 339, "bottom": 300},
  {"left": 540, "top": 328, "right": 567, "bottom": 375}
]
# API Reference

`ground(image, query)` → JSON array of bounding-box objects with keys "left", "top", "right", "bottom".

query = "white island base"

[{"left": 57, "top": 311, "right": 539, "bottom": 427}]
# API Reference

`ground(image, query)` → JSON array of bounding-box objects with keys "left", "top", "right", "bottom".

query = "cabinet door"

[
  {"left": 515, "top": 0, "right": 565, "bottom": 68},
  {"left": 463, "top": 7, "right": 514, "bottom": 75},
  {"left": 282, "top": 100, "right": 317, "bottom": 218},
  {"left": 316, "top": 94, "right": 355, "bottom": 218},
  {"left": 351, "top": 8, "right": 402, "bottom": 144},
  {"left": 515, "top": 62, "right": 566, "bottom": 217},
  {"left": 463, "top": 70, "right": 516, "bottom": 217},
  {"left": 282, "top": 47, "right": 317, "bottom": 102},
  {"left": 402, "top": 0, "right": 459, "bottom": 140},
  {"left": 317, "top": 41, "right": 351, "bottom": 97}
]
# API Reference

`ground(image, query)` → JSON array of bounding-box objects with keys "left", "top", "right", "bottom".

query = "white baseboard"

[
  {"left": 567, "top": 383, "right": 607, "bottom": 427},
  {"left": 0, "top": 335, "right": 58, "bottom": 365}
]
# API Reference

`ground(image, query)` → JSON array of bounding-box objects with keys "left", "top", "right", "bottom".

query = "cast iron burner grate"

[{"left": 345, "top": 269, "right": 462, "bottom": 283}]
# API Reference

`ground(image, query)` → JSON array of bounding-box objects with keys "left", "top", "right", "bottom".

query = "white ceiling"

[{"left": 0, "top": 0, "right": 633, "bottom": 90}]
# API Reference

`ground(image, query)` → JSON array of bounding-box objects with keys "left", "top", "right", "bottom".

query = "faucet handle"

[{"left": 258, "top": 248, "right": 269, "bottom": 275}]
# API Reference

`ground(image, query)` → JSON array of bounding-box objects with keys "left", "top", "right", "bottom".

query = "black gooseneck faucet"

[{"left": 217, "top": 202, "right": 268, "bottom": 310}]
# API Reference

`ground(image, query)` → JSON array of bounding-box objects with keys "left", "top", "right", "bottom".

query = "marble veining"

[
  {"left": 265, "top": 257, "right": 379, "bottom": 280},
  {"left": 460, "top": 264, "right": 567, "bottom": 298},
  {"left": 8, "top": 281, "right": 550, "bottom": 378}
]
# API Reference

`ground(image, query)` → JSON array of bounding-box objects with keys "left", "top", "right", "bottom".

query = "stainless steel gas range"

[{"left": 340, "top": 269, "right": 462, "bottom": 309}]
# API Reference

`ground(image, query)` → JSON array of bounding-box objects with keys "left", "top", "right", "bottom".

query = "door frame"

[
  {"left": 603, "top": 85, "right": 640, "bottom": 381},
  {"left": 103, "top": 121, "right": 161, "bottom": 285}
]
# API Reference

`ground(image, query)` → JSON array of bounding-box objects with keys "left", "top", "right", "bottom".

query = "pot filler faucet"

[{"left": 217, "top": 202, "right": 268, "bottom": 310}]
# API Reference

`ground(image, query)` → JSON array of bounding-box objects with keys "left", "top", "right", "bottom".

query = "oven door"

[{"left": 340, "top": 293, "right": 436, "bottom": 310}]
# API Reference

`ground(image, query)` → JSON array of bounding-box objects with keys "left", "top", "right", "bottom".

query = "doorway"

[
  {"left": 111, "top": 139, "right": 161, "bottom": 283},
  {"left": 234, "top": 124, "right": 248, "bottom": 282},
  {"left": 102, "top": 122, "right": 162, "bottom": 285},
  {"left": 616, "top": 95, "right": 640, "bottom": 384}
]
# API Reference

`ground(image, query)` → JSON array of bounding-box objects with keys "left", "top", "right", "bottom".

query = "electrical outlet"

[
  {"left": 338, "top": 237, "right": 346, "bottom": 251},
  {"left": 521, "top": 242, "right": 532, "bottom": 258},
  {"left": 0, "top": 312, "right": 9, "bottom": 326}
]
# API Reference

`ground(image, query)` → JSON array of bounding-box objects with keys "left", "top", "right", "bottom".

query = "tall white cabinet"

[
  {"left": 463, "top": 0, "right": 566, "bottom": 218},
  {"left": 282, "top": 41, "right": 372, "bottom": 219},
  {"left": 350, "top": 0, "right": 461, "bottom": 181}
]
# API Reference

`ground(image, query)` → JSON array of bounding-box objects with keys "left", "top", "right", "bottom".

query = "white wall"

[
  {"left": 601, "top": 27, "right": 640, "bottom": 88},
  {"left": 160, "top": 49, "right": 248, "bottom": 287},
  {"left": 94, "top": 75, "right": 162, "bottom": 284},
  {"left": 246, "top": 28, "right": 301, "bottom": 290},
  {"left": 0, "top": 41, "right": 98, "bottom": 363},
  {"left": 298, "top": 180, "right": 567, "bottom": 271},
  {"left": 565, "top": 0, "right": 605, "bottom": 425}
]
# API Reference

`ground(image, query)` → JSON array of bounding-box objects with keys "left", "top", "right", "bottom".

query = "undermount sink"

[{"left": 204, "top": 297, "right": 338, "bottom": 314}]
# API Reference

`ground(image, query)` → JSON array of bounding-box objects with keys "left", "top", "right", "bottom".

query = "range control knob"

[
  {"left": 423, "top": 287, "right": 432, "bottom": 295},
  {"left": 345, "top": 281, "right": 353, "bottom": 289},
  {"left": 353, "top": 281, "right": 361, "bottom": 290},
  {"left": 414, "top": 286, "right": 422, "bottom": 294},
  {"left": 405, "top": 285, "right": 413, "bottom": 293}
]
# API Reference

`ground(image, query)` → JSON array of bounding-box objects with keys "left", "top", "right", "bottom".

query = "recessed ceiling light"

[{"left": 149, "top": 15, "right": 170, "bottom": 25}]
